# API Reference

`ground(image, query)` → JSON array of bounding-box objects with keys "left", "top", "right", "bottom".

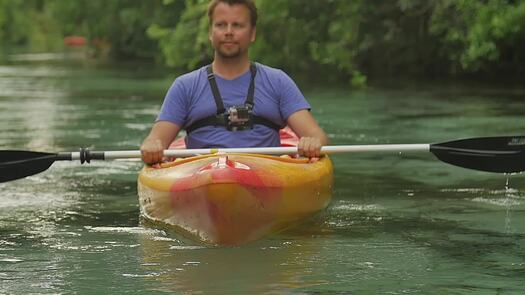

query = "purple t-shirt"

[{"left": 156, "top": 62, "right": 310, "bottom": 148}]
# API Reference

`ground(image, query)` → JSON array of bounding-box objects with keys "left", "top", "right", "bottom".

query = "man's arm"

[
  {"left": 286, "top": 109, "right": 328, "bottom": 158},
  {"left": 140, "top": 121, "right": 182, "bottom": 164}
]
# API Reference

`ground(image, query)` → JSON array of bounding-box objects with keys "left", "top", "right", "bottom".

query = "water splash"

[{"left": 504, "top": 178, "right": 513, "bottom": 234}]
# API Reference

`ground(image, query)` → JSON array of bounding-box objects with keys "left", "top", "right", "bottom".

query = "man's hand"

[
  {"left": 298, "top": 136, "right": 323, "bottom": 159},
  {"left": 140, "top": 138, "right": 165, "bottom": 164},
  {"left": 140, "top": 121, "right": 181, "bottom": 165},
  {"left": 286, "top": 110, "right": 328, "bottom": 160}
]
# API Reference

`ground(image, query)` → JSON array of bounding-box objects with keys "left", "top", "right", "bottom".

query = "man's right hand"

[
  {"left": 140, "top": 138, "right": 165, "bottom": 164},
  {"left": 140, "top": 121, "right": 182, "bottom": 165}
]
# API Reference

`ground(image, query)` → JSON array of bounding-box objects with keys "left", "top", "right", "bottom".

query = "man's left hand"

[{"left": 298, "top": 136, "right": 323, "bottom": 158}]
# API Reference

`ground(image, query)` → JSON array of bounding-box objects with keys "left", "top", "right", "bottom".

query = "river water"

[{"left": 0, "top": 53, "right": 524, "bottom": 294}]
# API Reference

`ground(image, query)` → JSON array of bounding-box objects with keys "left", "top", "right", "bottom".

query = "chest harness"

[{"left": 185, "top": 63, "right": 282, "bottom": 133}]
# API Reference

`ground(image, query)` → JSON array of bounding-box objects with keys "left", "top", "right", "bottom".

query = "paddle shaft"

[{"left": 78, "top": 144, "right": 431, "bottom": 160}]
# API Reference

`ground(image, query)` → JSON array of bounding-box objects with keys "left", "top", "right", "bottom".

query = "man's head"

[
  {"left": 208, "top": 0, "right": 257, "bottom": 28},
  {"left": 207, "top": 0, "right": 258, "bottom": 59}
]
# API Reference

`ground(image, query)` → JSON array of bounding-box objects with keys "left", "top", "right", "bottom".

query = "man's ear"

[{"left": 251, "top": 27, "right": 257, "bottom": 43}]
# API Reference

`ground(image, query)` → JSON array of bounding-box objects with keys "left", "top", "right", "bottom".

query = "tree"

[{"left": 2, "top": 0, "right": 525, "bottom": 80}]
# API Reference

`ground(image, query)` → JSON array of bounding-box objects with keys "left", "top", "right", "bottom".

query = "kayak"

[{"left": 137, "top": 129, "right": 333, "bottom": 246}]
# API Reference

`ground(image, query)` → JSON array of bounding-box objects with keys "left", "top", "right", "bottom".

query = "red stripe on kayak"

[{"left": 168, "top": 156, "right": 284, "bottom": 241}]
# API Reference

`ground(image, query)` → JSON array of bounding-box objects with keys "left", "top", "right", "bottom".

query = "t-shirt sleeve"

[
  {"left": 277, "top": 70, "right": 311, "bottom": 120},
  {"left": 156, "top": 79, "right": 188, "bottom": 126}
]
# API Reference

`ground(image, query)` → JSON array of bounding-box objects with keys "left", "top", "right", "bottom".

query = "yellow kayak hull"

[{"left": 138, "top": 154, "right": 333, "bottom": 246}]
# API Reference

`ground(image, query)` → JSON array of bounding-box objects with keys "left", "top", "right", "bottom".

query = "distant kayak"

[
  {"left": 137, "top": 129, "right": 333, "bottom": 246},
  {"left": 63, "top": 36, "right": 86, "bottom": 47}
]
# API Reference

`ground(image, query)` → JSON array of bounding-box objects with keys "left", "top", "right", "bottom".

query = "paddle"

[{"left": 1, "top": 135, "right": 524, "bottom": 183}]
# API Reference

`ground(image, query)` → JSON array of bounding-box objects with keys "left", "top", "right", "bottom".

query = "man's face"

[{"left": 209, "top": 3, "right": 256, "bottom": 59}]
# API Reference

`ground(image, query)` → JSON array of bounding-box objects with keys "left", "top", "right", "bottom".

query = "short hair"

[{"left": 207, "top": 0, "right": 258, "bottom": 27}]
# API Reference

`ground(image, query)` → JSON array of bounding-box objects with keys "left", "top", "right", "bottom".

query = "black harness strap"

[
  {"left": 185, "top": 115, "right": 227, "bottom": 134},
  {"left": 252, "top": 116, "right": 281, "bottom": 130},
  {"left": 185, "top": 63, "right": 281, "bottom": 133},
  {"left": 207, "top": 63, "right": 256, "bottom": 112},
  {"left": 206, "top": 66, "right": 226, "bottom": 114},
  {"left": 185, "top": 113, "right": 281, "bottom": 134},
  {"left": 245, "top": 63, "right": 256, "bottom": 109}
]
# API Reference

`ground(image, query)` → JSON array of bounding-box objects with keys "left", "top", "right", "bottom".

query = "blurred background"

[{"left": 1, "top": 0, "right": 524, "bottom": 87}]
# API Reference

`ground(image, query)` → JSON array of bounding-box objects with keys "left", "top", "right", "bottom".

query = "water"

[{"left": 1, "top": 53, "right": 525, "bottom": 294}]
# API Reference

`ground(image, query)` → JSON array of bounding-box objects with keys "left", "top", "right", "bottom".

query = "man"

[{"left": 141, "top": 0, "right": 328, "bottom": 164}]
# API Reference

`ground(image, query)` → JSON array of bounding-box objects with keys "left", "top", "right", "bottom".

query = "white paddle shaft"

[{"left": 70, "top": 144, "right": 431, "bottom": 160}]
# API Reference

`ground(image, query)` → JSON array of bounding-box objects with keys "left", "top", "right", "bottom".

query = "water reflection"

[
  {"left": 7, "top": 52, "right": 85, "bottom": 62},
  {"left": 136, "top": 229, "right": 325, "bottom": 294},
  {"left": 0, "top": 64, "right": 70, "bottom": 150},
  {"left": 0, "top": 65, "right": 68, "bottom": 98}
]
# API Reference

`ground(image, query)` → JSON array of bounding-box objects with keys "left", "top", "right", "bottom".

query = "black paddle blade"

[
  {"left": 0, "top": 151, "right": 59, "bottom": 182},
  {"left": 430, "top": 136, "right": 525, "bottom": 173}
]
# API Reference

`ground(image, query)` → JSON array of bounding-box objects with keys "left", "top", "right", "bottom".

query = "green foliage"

[
  {"left": 1, "top": 0, "right": 525, "bottom": 80},
  {"left": 148, "top": 0, "right": 209, "bottom": 68},
  {"left": 0, "top": 0, "right": 183, "bottom": 58},
  {"left": 46, "top": 0, "right": 178, "bottom": 59},
  {"left": 0, "top": 0, "right": 62, "bottom": 51},
  {"left": 462, "top": 0, "right": 525, "bottom": 72},
  {"left": 430, "top": 0, "right": 525, "bottom": 74}
]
